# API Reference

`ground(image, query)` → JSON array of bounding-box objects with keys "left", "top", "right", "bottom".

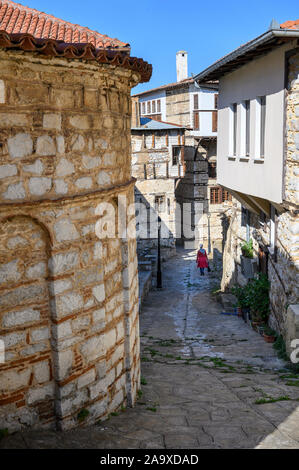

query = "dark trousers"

[{"left": 200, "top": 268, "right": 205, "bottom": 276}]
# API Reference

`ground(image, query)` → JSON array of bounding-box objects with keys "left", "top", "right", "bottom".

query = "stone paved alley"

[{"left": 1, "top": 249, "right": 299, "bottom": 449}]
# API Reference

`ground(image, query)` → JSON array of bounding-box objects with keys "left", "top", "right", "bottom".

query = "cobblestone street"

[{"left": 1, "top": 249, "right": 299, "bottom": 449}]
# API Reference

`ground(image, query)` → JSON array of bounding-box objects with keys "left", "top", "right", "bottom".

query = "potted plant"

[
  {"left": 231, "top": 284, "right": 251, "bottom": 321},
  {"left": 240, "top": 239, "right": 254, "bottom": 258},
  {"left": 248, "top": 274, "right": 270, "bottom": 328},
  {"left": 263, "top": 326, "right": 277, "bottom": 343}
]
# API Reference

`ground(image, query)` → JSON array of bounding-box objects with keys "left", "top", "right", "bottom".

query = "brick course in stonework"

[{"left": 0, "top": 48, "right": 147, "bottom": 431}]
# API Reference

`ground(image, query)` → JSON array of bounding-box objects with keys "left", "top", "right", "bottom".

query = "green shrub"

[
  {"left": 248, "top": 274, "right": 270, "bottom": 322},
  {"left": 240, "top": 239, "right": 254, "bottom": 258},
  {"left": 263, "top": 326, "right": 276, "bottom": 336}
]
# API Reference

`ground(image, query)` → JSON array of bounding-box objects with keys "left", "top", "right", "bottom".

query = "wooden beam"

[
  {"left": 221, "top": 187, "right": 260, "bottom": 215},
  {"left": 246, "top": 195, "right": 270, "bottom": 217}
]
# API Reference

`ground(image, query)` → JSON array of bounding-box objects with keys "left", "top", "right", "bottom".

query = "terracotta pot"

[{"left": 263, "top": 334, "right": 276, "bottom": 343}]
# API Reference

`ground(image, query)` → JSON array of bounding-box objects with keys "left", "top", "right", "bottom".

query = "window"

[
  {"left": 210, "top": 186, "right": 232, "bottom": 204},
  {"left": 152, "top": 101, "right": 156, "bottom": 113},
  {"left": 147, "top": 101, "right": 151, "bottom": 114},
  {"left": 255, "top": 96, "right": 266, "bottom": 158},
  {"left": 245, "top": 100, "right": 250, "bottom": 156},
  {"left": 155, "top": 195, "right": 165, "bottom": 213},
  {"left": 222, "top": 190, "right": 232, "bottom": 202},
  {"left": 208, "top": 162, "right": 217, "bottom": 178},
  {"left": 214, "top": 94, "right": 218, "bottom": 109},
  {"left": 210, "top": 187, "right": 221, "bottom": 204},
  {"left": 142, "top": 102, "right": 145, "bottom": 114},
  {"left": 260, "top": 96, "right": 266, "bottom": 157},
  {"left": 232, "top": 103, "right": 237, "bottom": 156},
  {"left": 193, "top": 94, "right": 198, "bottom": 110},
  {"left": 157, "top": 99, "right": 161, "bottom": 113},
  {"left": 212, "top": 111, "right": 218, "bottom": 132},
  {"left": 166, "top": 134, "right": 169, "bottom": 146},
  {"left": 172, "top": 146, "right": 182, "bottom": 166},
  {"left": 193, "top": 111, "right": 199, "bottom": 130}
]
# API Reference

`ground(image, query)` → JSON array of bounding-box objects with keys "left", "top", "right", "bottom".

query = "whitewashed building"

[{"left": 194, "top": 19, "right": 299, "bottom": 351}]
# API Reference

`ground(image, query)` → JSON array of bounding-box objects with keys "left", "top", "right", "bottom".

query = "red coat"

[{"left": 197, "top": 249, "right": 208, "bottom": 268}]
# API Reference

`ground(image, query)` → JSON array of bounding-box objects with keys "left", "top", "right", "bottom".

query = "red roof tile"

[
  {"left": 0, "top": 0, "right": 128, "bottom": 48},
  {"left": 280, "top": 19, "right": 299, "bottom": 30}
]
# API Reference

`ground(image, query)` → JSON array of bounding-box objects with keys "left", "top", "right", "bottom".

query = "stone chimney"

[{"left": 176, "top": 51, "right": 188, "bottom": 82}]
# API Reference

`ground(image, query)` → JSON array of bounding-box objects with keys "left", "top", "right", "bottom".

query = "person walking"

[{"left": 196, "top": 244, "right": 209, "bottom": 276}]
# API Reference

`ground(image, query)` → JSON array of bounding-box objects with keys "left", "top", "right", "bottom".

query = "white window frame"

[
  {"left": 254, "top": 96, "right": 266, "bottom": 159},
  {"left": 239, "top": 101, "right": 247, "bottom": 158},
  {"left": 269, "top": 204, "right": 276, "bottom": 255}
]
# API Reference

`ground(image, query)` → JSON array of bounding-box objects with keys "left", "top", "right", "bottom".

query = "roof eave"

[{"left": 194, "top": 29, "right": 299, "bottom": 83}]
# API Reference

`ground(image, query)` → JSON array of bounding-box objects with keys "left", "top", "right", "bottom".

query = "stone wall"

[
  {"left": 0, "top": 49, "right": 141, "bottom": 431},
  {"left": 166, "top": 86, "right": 190, "bottom": 128},
  {"left": 175, "top": 144, "right": 232, "bottom": 254}
]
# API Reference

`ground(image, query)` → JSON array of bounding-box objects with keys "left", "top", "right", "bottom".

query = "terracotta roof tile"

[
  {"left": 0, "top": 29, "right": 152, "bottom": 82},
  {"left": 280, "top": 19, "right": 299, "bottom": 30},
  {"left": 0, "top": 0, "right": 128, "bottom": 48}
]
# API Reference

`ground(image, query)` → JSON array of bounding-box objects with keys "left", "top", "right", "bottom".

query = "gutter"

[{"left": 194, "top": 29, "right": 299, "bottom": 82}]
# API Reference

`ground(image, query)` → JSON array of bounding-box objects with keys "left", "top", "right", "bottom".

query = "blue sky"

[{"left": 25, "top": 0, "right": 298, "bottom": 93}]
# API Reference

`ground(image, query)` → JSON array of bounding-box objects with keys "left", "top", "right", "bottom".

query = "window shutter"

[
  {"left": 214, "top": 94, "right": 218, "bottom": 109},
  {"left": 193, "top": 94, "right": 198, "bottom": 110},
  {"left": 212, "top": 111, "right": 218, "bottom": 132},
  {"left": 194, "top": 112, "right": 199, "bottom": 130},
  {"left": 157, "top": 100, "right": 161, "bottom": 113}
]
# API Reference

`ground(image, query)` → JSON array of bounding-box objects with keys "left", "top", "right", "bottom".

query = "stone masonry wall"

[{"left": 0, "top": 49, "right": 141, "bottom": 431}]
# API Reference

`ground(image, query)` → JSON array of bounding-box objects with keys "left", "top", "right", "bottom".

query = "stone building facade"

[
  {"left": 131, "top": 117, "right": 185, "bottom": 256},
  {"left": 195, "top": 21, "right": 299, "bottom": 347},
  {"left": 133, "top": 53, "right": 232, "bottom": 255},
  {"left": 0, "top": 3, "right": 151, "bottom": 432}
]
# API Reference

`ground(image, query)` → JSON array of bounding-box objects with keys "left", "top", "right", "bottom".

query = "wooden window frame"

[
  {"left": 155, "top": 195, "right": 165, "bottom": 213},
  {"left": 157, "top": 99, "right": 161, "bottom": 113},
  {"left": 210, "top": 186, "right": 232, "bottom": 204},
  {"left": 245, "top": 100, "right": 250, "bottom": 156},
  {"left": 172, "top": 145, "right": 182, "bottom": 166},
  {"left": 193, "top": 94, "right": 199, "bottom": 110},
  {"left": 212, "top": 111, "right": 218, "bottom": 132},
  {"left": 232, "top": 103, "right": 237, "bottom": 156},
  {"left": 214, "top": 94, "right": 218, "bottom": 109},
  {"left": 193, "top": 111, "right": 199, "bottom": 130}
]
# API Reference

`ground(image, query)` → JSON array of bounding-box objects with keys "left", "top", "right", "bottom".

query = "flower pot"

[{"left": 263, "top": 334, "right": 276, "bottom": 343}]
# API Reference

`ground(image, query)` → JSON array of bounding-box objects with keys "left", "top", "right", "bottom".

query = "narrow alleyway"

[{"left": 1, "top": 249, "right": 299, "bottom": 449}]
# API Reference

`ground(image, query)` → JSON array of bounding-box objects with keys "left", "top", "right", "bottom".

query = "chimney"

[{"left": 176, "top": 51, "right": 188, "bottom": 82}]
